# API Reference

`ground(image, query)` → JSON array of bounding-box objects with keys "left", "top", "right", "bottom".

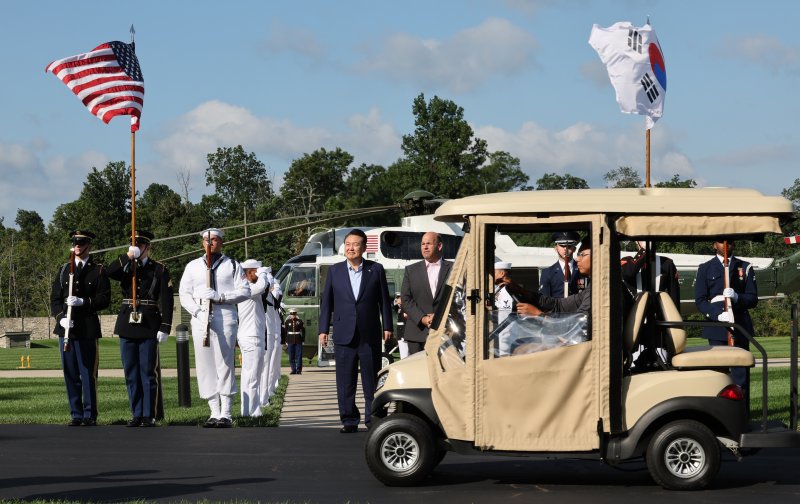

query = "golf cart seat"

[
  {"left": 655, "top": 292, "right": 754, "bottom": 369},
  {"left": 624, "top": 291, "right": 649, "bottom": 357}
]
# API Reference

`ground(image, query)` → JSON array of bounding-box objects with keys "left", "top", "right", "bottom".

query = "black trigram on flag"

[
  {"left": 628, "top": 28, "right": 643, "bottom": 53},
  {"left": 641, "top": 73, "right": 659, "bottom": 103}
]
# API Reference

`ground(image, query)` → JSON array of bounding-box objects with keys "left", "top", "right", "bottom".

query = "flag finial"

[
  {"left": 130, "top": 24, "right": 136, "bottom": 44},
  {"left": 646, "top": 16, "right": 650, "bottom": 25}
]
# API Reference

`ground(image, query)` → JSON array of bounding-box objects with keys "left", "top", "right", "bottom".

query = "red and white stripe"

[
  {"left": 366, "top": 235, "right": 379, "bottom": 252},
  {"left": 46, "top": 41, "right": 144, "bottom": 132},
  {"left": 785, "top": 235, "right": 800, "bottom": 245}
]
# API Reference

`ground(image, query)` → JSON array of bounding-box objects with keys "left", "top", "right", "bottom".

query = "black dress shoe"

[
  {"left": 126, "top": 417, "right": 142, "bottom": 427},
  {"left": 68, "top": 419, "right": 82, "bottom": 427},
  {"left": 339, "top": 425, "right": 358, "bottom": 434},
  {"left": 215, "top": 417, "right": 233, "bottom": 428},
  {"left": 82, "top": 418, "right": 97, "bottom": 426},
  {"left": 140, "top": 418, "right": 156, "bottom": 427},
  {"left": 203, "top": 417, "right": 219, "bottom": 428}
]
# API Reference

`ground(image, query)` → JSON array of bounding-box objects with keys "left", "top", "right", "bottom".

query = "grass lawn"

[
  {"left": 0, "top": 375, "right": 288, "bottom": 426},
  {"left": 0, "top": 337, "right": 312, "bottom": 371}
]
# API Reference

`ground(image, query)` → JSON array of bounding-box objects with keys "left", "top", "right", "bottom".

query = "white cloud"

[
  {"left": 356, "top": 17, "right": 538, "bottom": 93},
  {"left": 261, "top": 19, "right": 327, "bottom": 63},
  {"left": 718, "top": 34, "right": 800, "bottom": 75},
  {"left": 151, "top": 100, "right": 402, "bottom": 192},
  {"left": 474, "top": 120, "right": 694, "bottom": 186}
]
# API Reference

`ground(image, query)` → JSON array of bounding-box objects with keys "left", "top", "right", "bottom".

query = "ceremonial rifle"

[
  {"left": 63, "top": 248, "right": 75, "bottom": 352},
  {"left": 201, "top": 230, "right": 213, "bottom": 347},
  {"left": 723, "top": 240, "right": 735, "bottom": 346}
]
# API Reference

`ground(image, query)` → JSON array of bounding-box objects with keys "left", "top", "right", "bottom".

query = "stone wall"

[{"left": 0, "top": 315, "right": 118, "bottom": 340}]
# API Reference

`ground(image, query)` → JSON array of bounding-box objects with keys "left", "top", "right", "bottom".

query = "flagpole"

[
  {"left": 129, "top": 24, "right": 139, "bottom": 322},
  {"left": 645, "top": 126, "right": 651, "bottom": 188}
]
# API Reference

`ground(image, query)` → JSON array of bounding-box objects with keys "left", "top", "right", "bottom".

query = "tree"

[
  {"left": 281, "top": 147, "right": 352, "bottom": 218},
  {"left": 535, "top": 172, "right": 589, "bottom": 190},
  {"left": 15, "top": 209, "right": 45, "bottom": 241},
  {"left": 655, "top": 174, "right": 697, "bottom": 188},
  {"left": 205, "top": 145, "right": 272, "bottom": 219},
  {"left": 604, "top": 166, "right": 643, "bottom": 188},
  {"left": 478, "top": 152, "right": 530, "bottom": 193},
  {"left": 399, "top": 93, "right": 488, "bottom": 198}
]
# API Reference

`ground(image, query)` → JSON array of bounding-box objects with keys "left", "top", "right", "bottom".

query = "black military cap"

[
  {"left": 135, "top": 230, "right": 155, "bottom": 244},
  {"left": 551, "top": 231, "right": 580, "bottom": 245},
  {"left": 70, "top": 230, "right": 96, "bottom": 243}
]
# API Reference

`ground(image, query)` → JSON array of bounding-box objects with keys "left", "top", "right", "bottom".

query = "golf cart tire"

[
  {"left": 365, "top": 413, "right": 437, "bottom": 486},
  {"left": 646, "top": 419, "right": 720, "bottom": 491},
  {"left": 381, "top": 352, "right": 394, "bottom": 369}
]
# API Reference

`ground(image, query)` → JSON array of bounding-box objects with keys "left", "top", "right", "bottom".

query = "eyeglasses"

[
  {"left": 576, "top": 251, "right": 591, "bottom": 259},
  {"left": 72, "top": 239, "right": 90, "bottom": 246}
]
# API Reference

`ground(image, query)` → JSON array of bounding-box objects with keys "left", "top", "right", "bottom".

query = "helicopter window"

[
  {"left": 287, "top": 266, "right": 316, "bottom": 297},
  {"left": 380, "top": 231, "right": 462, "bottom": 260}
]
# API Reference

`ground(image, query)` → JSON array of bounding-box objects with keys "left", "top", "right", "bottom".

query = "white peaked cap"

[
  {"left": 494, "top": 261, "right": 512, "bottom": 270},
  {"left": 200, "top": 228, "right": 224, "bottom": 239},
  {"left": 241, "top": 259, "right": 262, "bottom": 269}
]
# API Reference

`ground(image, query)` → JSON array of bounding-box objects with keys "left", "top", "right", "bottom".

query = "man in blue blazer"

[
  {"left": 539, "top": 231, "right": 583, "bottom": 298},
  {"left": 319, "top": 229, "right": 393, "bottom": 433},
  {"left": 694, "top": 239, "right": 758, "bottom": 387}
]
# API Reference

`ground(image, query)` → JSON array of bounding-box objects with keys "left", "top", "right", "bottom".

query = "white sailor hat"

[
  {"left": 241, "top": 259, "right": 262, "bottom": 269},
  {"left": 494, "top": 261, "right": 512, "bottom": 270},
  {"left": 200, "top": 228, "right": 224, "bottom": 239}
]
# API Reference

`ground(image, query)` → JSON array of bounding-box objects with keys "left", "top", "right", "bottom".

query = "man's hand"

[
  {"left": 156, "top": 331, "right": 169, "bottom": 344},
  {"left": 198, "top": 287, "right": 221, "bottom": 302},
  {"left": 722, "top": 288, "right": 739, "bottom": 303},
  {"left": 65, "top": 296, "right": 84, "bottom": 307},
  {"left": 384, "top": 331, "right": 392, "bottom": 342},
  {"left": 59, "top": 318, "right": 74, "bottom": 329},
  {"left": 517, "top": 302, "right": 543, "bottom": 317},
  {"left": 422, "top": 314, "right": 434, "bottom": 328},
  {"left": 319, "top": 333, "right": 328, "bottom": 346},
  {"left": 192, "top": 306, "right": 206, "bottom": 319},
  {"left": 128, "top": 246, "right": 141, "bottom": 259}
]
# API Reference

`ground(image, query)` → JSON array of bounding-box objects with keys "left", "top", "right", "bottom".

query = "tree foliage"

[
  {"left": 603, "top": 166, "right": 643, "bottom": 188},
  {"left": 280, "top": 147, "right": 352, "bottom": 217},
  {"left": 535, "top": 172, "right": 589, "bottom": 190},
  {"left": 654, "top": 174, "right": 697, "bottom": 188},
  {"left": 205, "top": 145, "right": 272, "bottom": 219}
]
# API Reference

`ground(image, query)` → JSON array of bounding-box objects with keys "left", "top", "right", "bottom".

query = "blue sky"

[{"left": 2, "top": 0, "right": 799, "bottom": 226}]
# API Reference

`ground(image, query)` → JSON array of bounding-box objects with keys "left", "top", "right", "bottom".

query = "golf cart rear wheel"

[
  {"left": 646, "top": 419, "right": 720, "bottom": 491},
  {"left": 365, "top": 413, "right": 437, "bottom": 486}
]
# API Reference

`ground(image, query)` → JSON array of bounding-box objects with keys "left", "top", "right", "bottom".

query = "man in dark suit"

[
  {"left": 401, "top": 232, "right": 453, "bottom": 355},
  {"left": 539, "top": 231, "right": 584, "bottom": 298},
  {"left": 695, "top": 239, "right": 757, "bottom": 387},
  {"left": 319, "top": 229, "right": 393, "bottom": 433},
  {"left": 106, "top": 230, "right": 173, "bottom": 427},
  {"left": 50, "top": 230, "right": 111, "bottom": 426}
]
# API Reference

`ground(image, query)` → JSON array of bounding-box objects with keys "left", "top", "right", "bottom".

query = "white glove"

[
  {"left": 198, "top": 287, "right": 221, "bottom": 302},
  {"left": 128, "top": 246, "right": 141, "bottom": 259},
  {"left": 257, "top": 266, "right": 269, "bottom": 275},
  {"left": 59, "top": 318, "right": 74, "bottom": 329},
  {"left": 65, "top": 296, "right": 84, "bottom": 307},
  {"left": 192, "top": 306, "right": 206, "bottom": 319},
  {"left": 156, "top": 331, "right": 169, "bottom": 344},
  {"left": 722, "top": 288, "right": 738, "bottom": 303},
  {"left": 717, "top": 312, "right": 733, "bottom": 323}
]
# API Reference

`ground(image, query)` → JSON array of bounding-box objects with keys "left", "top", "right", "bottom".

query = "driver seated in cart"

[{"left": 494, "top": 240, "right": 592, "bottom": 356}]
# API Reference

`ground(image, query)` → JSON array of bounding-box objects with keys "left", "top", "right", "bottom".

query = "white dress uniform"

[
  {"left": 179, "top": 253, "right": 250, "bottom": 419},
  {"left": 236, "top": 266, "right": 271, "bottom": 417},
  {"left": 260, "top": 279, "right": 283, "bottom": 404}
]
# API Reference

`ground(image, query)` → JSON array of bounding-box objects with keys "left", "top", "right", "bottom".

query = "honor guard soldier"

[
  {"left": 179, "top": 228, "right": 250, "bottom": 428},
  {"left": 539, "top": 231, "right": 583, "bottom": 298},
  {"left": 106, "top": 230, "right": 174, "bottom": 427},
  {"left": 283, "top": 309, "right": 306, "bottom": 374},
  {"left": 50, "top": 230, "right": 111, "bottom": 426},
  {"left": 237, "top": 259, "right": 272, "bottom": 417}
]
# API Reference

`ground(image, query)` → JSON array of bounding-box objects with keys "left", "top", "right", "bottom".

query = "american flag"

[
  {"left": 366, "top": 234, "right": 379, "bottom": 253},
  {"left": 46, "top": 41, "right": 144, "bottom": 132}
]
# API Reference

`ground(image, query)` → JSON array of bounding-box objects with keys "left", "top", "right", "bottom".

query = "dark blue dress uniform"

[
  {"left": 283, "top": 314, "right": 305, "bottom": 374},
  {"left": 50, "top": 253, "right": 111, "bottom": 425},
  {"left": 106, "top": 249, "right": 174, "bottom": 425},
  {"left": 538, "top": 260, "right": 582, "bottom": 297},
  {"left": 694, "top": 255, "right": 757, "bottom": 386}
]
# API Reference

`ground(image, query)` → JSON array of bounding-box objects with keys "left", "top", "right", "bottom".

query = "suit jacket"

[
  {"left": 107, "top": 254, "right": 174, "bottom": 340},
  {"left": 539, "top": 260, "right": 582, "bottom": 298},
  {"left": 401, "top": 259, "right": 453, "bottom": 343},
  {"left": 621, "top": 250, "right": 680, "bottom": 306},
  {"left": 319, "top": 259, "right": 393, "bottom": 345},
  {"left": 50, "top": 256, "right": 111, "bottom": 339},
  {"left": 694, "top": 256, "right": 757, "bottom": 344}
]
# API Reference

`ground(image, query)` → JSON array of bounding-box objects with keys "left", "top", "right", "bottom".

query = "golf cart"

[{"left": 366, "top": 187, "right": 800, "bottom": 490}]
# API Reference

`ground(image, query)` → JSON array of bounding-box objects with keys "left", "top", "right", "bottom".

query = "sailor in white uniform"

[
  {"left": 236, "top": 259, "right": 272, "bottom": 417},
  {"left": 261, "top": 276, "right": 284, "bottom": 404}
]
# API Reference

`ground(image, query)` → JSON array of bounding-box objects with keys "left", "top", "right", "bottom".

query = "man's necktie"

[{"left": 563, "top": 260, "right": 570, "bottom": 298}]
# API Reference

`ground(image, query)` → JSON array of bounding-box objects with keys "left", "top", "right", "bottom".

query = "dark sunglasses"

[{"left": 72, "top": 238, "right": 90, "bottom": 246}]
